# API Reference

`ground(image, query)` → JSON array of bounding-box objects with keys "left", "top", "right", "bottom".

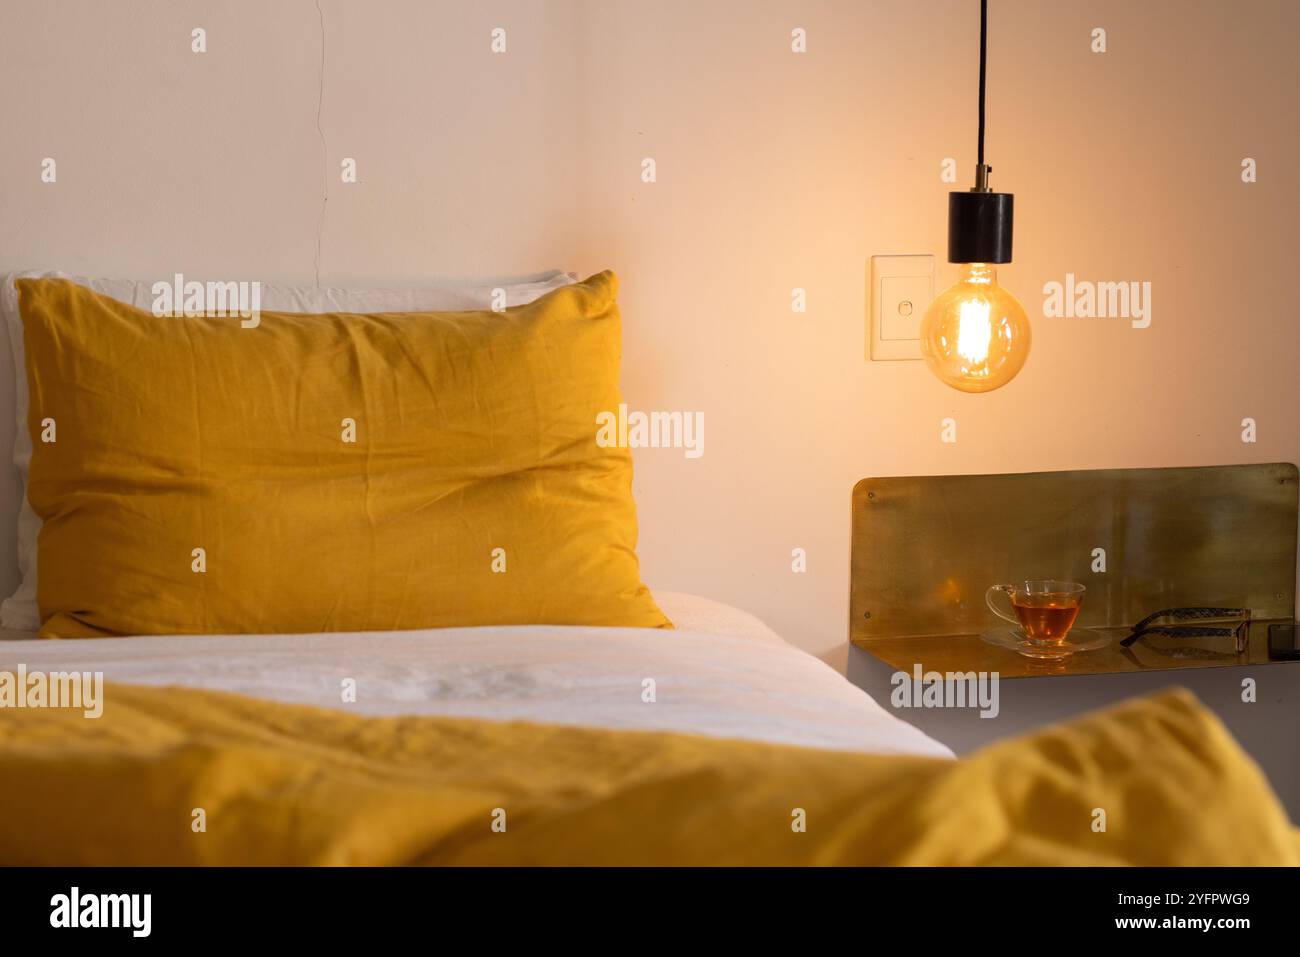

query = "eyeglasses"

[{"left": 1120, "top": 606, "right": 1251, "bottom": 653}]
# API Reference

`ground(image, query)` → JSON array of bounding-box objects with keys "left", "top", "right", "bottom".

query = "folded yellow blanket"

[{"left": 0, "top": 684, "right": 1293, "bottom": 865}]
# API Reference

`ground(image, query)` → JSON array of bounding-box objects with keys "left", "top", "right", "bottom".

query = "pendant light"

[{"left": 920, "top": 0, "right": 1031, "bottom": 393}]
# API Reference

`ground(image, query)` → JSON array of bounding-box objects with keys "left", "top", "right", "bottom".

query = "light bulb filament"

[{"left": 955, "top": 299, "right": 992, "bottom": 369}]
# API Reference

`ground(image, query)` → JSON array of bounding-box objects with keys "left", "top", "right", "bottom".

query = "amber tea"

[
  {"left": 986, "top": 580, "right": 1086, "bottom": 645},
  {"left": 1011, "top": 593, "right": 1083, "bottom": 644}
]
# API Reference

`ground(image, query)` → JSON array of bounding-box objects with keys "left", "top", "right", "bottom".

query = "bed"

[
  {"left": 1, "top": 271, "right": 1296, "bottom": 866},
  {"left": 0, "top": 591, "right": 950, "bottom": 758},
  {"left": 2, "top": 593, "right": 1296, "bottom": 866}
]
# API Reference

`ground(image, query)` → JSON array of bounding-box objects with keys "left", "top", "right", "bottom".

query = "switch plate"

[{"left": 868, "top": 254, "right": 934, "bottom": 361}]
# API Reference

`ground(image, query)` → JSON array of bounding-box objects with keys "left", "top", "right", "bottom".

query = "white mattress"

[{"left": 0, "top": 592, "right": 952, "bottom": 758}]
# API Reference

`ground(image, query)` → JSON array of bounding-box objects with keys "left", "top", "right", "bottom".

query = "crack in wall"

[{"left": 313, "top": 0, "right": 327, "bottom": 289}]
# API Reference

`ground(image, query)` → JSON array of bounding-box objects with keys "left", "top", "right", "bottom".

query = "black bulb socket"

[{"left": 947, "top": 191, "right": 1013, "bottom": 264}]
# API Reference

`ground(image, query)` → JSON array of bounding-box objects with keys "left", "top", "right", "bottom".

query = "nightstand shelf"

[
  {"left": 855, "top": 619, "right": 1295, "bottom": 680},
  {"left": 848, "top": 463, "right": 1298, "bottom": 679}
]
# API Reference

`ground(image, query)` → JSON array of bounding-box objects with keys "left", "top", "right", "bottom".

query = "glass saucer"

[{"left": 980, "top": 626, "right": 1110, "bottom": 660}]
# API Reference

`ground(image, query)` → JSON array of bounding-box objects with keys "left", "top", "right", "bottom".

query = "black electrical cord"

[
  {"left": 978, "top": 0, "right": 987, "bottom": 167},
  {"left": 950, "top": 0, "right": 1011, "bottom": 264}
]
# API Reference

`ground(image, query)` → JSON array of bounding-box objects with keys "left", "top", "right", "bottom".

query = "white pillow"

[
  {"left": 1, "top": 269, "right": 577, "bottom": 631},
  {"left": 652, "top": 592, "right": 787, "bottom": 645}
]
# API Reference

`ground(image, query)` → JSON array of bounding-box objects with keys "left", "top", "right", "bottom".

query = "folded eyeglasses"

[{"left": 1120, "top": 606, "right": 1251, "bottom": 653}]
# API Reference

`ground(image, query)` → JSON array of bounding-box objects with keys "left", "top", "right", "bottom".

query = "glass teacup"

[{"left": 985, "top": 580, "right": 1086, "bottom": 645}]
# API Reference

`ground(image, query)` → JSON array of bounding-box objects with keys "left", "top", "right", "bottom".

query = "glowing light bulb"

[{"left": 919, "top": 262, "right": 1030, "bottom": 393}]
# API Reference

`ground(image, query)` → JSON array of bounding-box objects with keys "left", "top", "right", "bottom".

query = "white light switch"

[{"left": 868, "top": 254, "right": 934, "bottom": 361}]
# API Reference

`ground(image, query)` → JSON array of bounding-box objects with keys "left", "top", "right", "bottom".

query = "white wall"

[
  {"left": 2, "top": 0, "right": 1298, "bottom": 804},
  {"left": 575, "top": 0, "right": 1299, "bottom": 664}
]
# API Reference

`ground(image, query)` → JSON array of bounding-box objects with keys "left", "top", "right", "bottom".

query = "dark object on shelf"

[
  {"left": 1268, "top": 621, "right": 1300, "bottom": 660},
  {"left": 1121, "top": 607, "right": 1251, "bottom": 651}
]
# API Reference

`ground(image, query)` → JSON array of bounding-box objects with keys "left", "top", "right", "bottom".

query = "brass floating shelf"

[{"left": 849, "top": 463, "right": 1298, "bottom": 679}]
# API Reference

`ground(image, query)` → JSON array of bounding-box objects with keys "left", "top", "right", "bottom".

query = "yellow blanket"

[{"left": 0, "top": 684, "right": 1294, "bottom": 865}]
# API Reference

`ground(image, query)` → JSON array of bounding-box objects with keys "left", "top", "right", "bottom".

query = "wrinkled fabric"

[
  {"left": 1, "top": 268, "right": 577, "bottom": 633},
  {"left": 17, "top": 273, "right": 668, "bottom": 637},
  {"left": 0, "top": 608, "right": 954, "bottom": 757},
  {"left": 0, "top": 684, "right": 1293, "bottom": 865}
]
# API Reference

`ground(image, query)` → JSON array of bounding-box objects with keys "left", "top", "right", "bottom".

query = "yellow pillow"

[{"left": 18, "top": 272, "right": 670, "bottom": 638}]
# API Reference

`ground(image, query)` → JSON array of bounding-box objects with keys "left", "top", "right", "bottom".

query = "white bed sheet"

[{"left": 0, "top": 592, "right": 951, "bottom": 758}]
